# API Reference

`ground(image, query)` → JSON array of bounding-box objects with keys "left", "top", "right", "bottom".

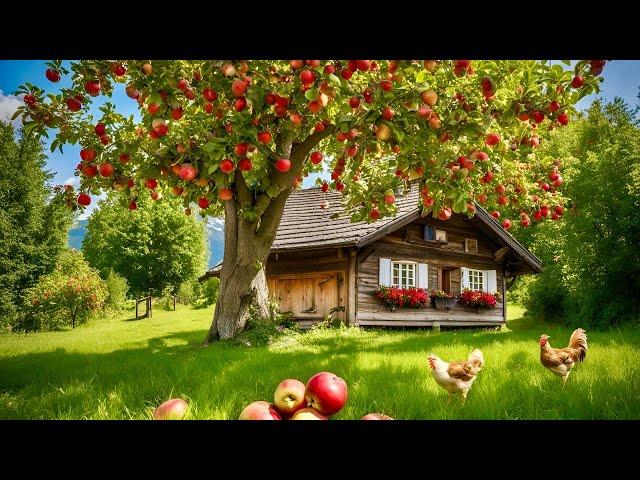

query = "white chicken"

[{"left": 427, "top": 349, "right": 484, "bottom": 404}]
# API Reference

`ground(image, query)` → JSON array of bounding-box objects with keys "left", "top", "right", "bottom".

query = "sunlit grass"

[{"left": 1, "top": 304, "right": 638, "bottom": 419}]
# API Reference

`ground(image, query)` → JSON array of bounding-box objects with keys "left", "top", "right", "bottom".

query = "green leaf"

[
  {"left": 304, "top": 88, "right": 318, "bottom": 101},
  {"left": 202, "top": 142, "right": 217, "bottom": 153},
  {"left": 328, "top": 74, "right": 341, "bottom": 86}
]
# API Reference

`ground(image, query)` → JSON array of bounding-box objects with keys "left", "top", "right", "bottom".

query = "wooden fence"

[{"left": 135, "top": 295, "right": 177, "bottom": 320}]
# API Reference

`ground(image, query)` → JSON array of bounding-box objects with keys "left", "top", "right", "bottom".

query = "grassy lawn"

[{"left": 1, "top": 304, "right": 638, "bottom": 419}]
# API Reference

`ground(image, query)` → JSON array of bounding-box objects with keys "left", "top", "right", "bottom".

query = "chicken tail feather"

[
  {"left": 568, "top": 328, "right": 587, "bottom": 362},
  {"left": 468, "top": 349, "right": 484, "bottom": 367}
]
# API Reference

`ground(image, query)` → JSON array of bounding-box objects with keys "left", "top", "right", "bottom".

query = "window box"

[
  {"left": 376, "top": 286, "right": 430, "bottom": 312},
  {"left": 433, "top": 297, "right": 458, "bottom": 311}
]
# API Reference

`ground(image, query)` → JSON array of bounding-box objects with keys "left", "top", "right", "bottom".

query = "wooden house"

[{"left": 200, "top": 183, "right": 542, "bottom": 328}]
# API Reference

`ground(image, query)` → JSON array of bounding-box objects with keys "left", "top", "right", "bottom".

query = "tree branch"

[{"left": 234, "top": 171, "right": 253, "bottom": 206}]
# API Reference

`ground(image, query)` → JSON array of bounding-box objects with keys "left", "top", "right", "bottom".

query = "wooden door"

[
  {"left": 268, "top": 273, "right": 339, "bottom": 317},
  {"left": 438, "top": 268, "right": 451, "bottom": 294}
]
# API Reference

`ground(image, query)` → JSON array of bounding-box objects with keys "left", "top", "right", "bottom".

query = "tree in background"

[
  {"left": 82, "top": 191, "right": 207, "bottom": 298},
  {"left": 24, "top": 249, "right": 107, "bottom": 330},
  {"left": 511, "top": 97, "right": 640, "bottom": 327},
  {"left": 0, "top": 121, "right": 73, "bottom": 331},
  {"left": 14, "top": 59, "right": 606, "bottom": 341},
  {"left": 104, "top": 269, "right": 129, "bottom": 311}
]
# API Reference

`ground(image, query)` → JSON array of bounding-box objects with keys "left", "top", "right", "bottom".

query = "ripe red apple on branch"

[{"left": 13, "top": 59, "right": 605, "bottom": 342}]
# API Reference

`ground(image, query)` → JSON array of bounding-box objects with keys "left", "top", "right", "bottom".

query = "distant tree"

[
  {"left": 512, "top": 98, "right": 640, "bottom": 327},
  {"left": 24, "top": 249, "right": 107, "bottom": 330},
  {"left": 82, "top": 191, "right": 207, "bottom": 297},
  {"left": 0, "top": 121, "right": 73, "bottom": 331},
  {"left": 104, "top": 269, "right": 129, "bottom": 311}
]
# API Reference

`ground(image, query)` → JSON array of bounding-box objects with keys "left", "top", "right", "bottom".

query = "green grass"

[{"left": 1, "top": 304, "right": 639, "bottom": 419}]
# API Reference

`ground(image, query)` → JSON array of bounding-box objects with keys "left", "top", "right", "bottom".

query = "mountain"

[{"left": 67, "top": 217, "right": 225, "bottom": 268}]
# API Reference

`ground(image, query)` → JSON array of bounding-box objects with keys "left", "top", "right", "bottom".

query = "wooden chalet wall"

[{"left": 356, "top": 214, "right": 506, "bottom": 327}]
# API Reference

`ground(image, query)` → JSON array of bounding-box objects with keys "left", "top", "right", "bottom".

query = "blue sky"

[{"left": 1, "top": 60, "right": 639, "bottom": 206}]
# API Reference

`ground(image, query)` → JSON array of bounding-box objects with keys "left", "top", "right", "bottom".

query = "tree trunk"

[{"left": 203, "top": 126, "right": 336, "bottom": 344}]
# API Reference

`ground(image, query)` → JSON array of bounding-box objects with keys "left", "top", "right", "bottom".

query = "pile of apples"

[
  {"left": 152, "top": 371, "right": 393, "bottom": 420},
  {"left": 239, "top": 371, "right": 392, "bottom": 420}
]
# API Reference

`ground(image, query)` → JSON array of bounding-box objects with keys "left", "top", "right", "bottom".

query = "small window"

[
  {"left": 435, "top": 229, "right": 447, "bottom": 242},
  {"left": 424, "top": 225, "right": 435, "bottom": 241},
  {"left": 468, "top": 269, "right": 485, "bottom": 291},
  {"left": 392, "top": 261, "right": 416, "bottom": 289},
  {"left": 465, "top": 238, "right": 478, "bottom": 253}
]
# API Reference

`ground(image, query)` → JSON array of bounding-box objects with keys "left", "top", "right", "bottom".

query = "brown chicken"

[
  {"left": 539, "top": 328, "right": 588, "bottom": 385},
  {"left": 427, "top": 349, "right": 484, "bottom": 404}
]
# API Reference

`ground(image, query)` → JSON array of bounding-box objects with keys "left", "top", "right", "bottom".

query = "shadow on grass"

[{"left": 1, "top": 311, "right": 639, "bottom": 420}]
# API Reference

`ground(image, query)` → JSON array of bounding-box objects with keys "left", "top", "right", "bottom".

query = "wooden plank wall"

[{"left": 356, "top": 215, "right": 506, "bottom": 327}]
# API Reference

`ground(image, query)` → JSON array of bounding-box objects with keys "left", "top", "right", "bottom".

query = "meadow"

[{"left": 1, "top": 304, "right": 638, "bottom": 419}]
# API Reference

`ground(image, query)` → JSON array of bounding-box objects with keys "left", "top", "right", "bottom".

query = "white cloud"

[
  {"left": 64, "top": 176, "right": 80, "bottom": 188},
  {"left": 0, "top": 89, "right": 23, "bottom": 127}
]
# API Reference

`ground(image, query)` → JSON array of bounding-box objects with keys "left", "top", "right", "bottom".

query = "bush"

[
  {"left": 176, "top": 281, "right": 196, "bottom": 305},
  {"left": 156, "top": 287, "right": 177, "bottom": 311},
  {"left": 193, "top": 277, "right": 220, "bottom": 308},
  {"left": 23, "top": 250, "right": 108, "bottom": 331},
  {"left": 104, "top": 270, "right": 129, "bottom": 311}
]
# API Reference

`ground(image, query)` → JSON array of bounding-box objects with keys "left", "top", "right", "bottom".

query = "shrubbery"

[
  {"left": 104, "top": 270, "right": 129, "bottom": 311},
  {"left": 23, "top": 250, "right": 107, "bottom": 330}
]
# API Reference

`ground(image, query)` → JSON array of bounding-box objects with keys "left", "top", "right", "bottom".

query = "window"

[
  {"left": 392, "top": 262, "right": 416, "bottom": 288},
  {"left": 424, "top": 225, "right": 435, "bottom": 241},
  {"left": 435, "top": 229, "right": 447, "bottom": 242},
  {"left": 465, "top": 238, "right": 478, "bottom": 253},
  {"left": 468, "top": 269, "right": 485, "bottom": 291}
]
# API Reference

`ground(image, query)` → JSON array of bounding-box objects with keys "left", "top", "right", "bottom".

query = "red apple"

[
  {"left": 437, "top": 207, "right": 452, "bottom": 221},
  {"left": 82, "top": 165, "right": 98, "bottom": 177},
  {"left": 381, "top": 106, "right": 395, "bottom": 121},
  {"left": 94, "top": 123, "right": 106, "bottom": 136},
  {"left": 361, "top": 413, "right": 394, "bottom": 420},
  {"left": 349, "top": 96, "right": 360, "bottom": 109},
  {"left": 238, "top": 158, "right": 253, "bottom": 171},
  {"left": 128, "top": 200, "right": 137, "bottom": 210},
  {"left": 100, "top": 134, "right": 110, "bottom": 145},
  {"left": 300, "top": 69, "right": 315, "bottom": 85},
  {"left": 145, "top": 178, "right": 158, "bottom": 189},
  {"left": 571, "top": 75, "right": 584, "bottom": 89},
  {"left": 554, "top": 205, "right": 564, "bottom": 216},
  {"left": 234, "top": 143, "right": 248, "bottom": 157},
  {"left": 290, "top": 408, "right": 327, "bottom": 420},
  {"left": 532, "top": 111, "right": 545, "bottom": 123},
  {"left": 558, "top": 113, "right": 569, "bottom": 125},
  {"left": 257, "top": 131, "right": 272, "bottom": 144},
  {"left": 341, "top": 69, "right": 353, "bottom": 80},
  {"left": 234, "top": 97, "right": 247, "bottom": 112},
  {"left": 238, "top": 401, "right": 282, "bottom": 420},
  {"left": 171, "top": 107, "right": 183, "bottom": 120},
  {"left": 275, "top": 158, "right": 291, "bottom": 173},
  {"left": 172, "top": 185, "right": 184, "bottom": 196},
  {"left": 421, "top": 89, "right": 437, "bottom": 106},
  {"left": 273, "top": 379, "right": 307, "bottom": 416},
  {"left": 502, "top": 219, "right": 512, "bottom": 229},
  {"left": 198, "top": 197, "right": 210, "bottom": 209},
  {"left": 491, "top": 210, "right": 501, "bottom": 219},
  {"left": 203, "top": 88, "right": 217, "bottom": 101},
  {"left": 305, "top": 372, "right": 348, "bottom": 416},
  {"left": 153, "top": 398, "right": 188, "bottom": 420},
  {"left": 179, "top": 163, "right": 197, "bottom": 181},
  {"left": 85, "top": 80, "right": 101, "bottom": 96},
  {"left": 380, "top": 80, "right": 393, "bottom": 91},
  {"left": 549, "top": 100, "right": 560, "bottom": 112},
  {"left": 486, "top": 133, "right": 500, "bottom": 146},
  {"left": 310, "top": 151, "right": 323, "bottom": 165},
  {"left": 219, "top": 188, "right": 233, "bottom": 201},
  {"left": 24, "top": 94, "right": 37, "bottom": 106},
  {"left": 66, "top": 96, "right": 82, "bottom": 112},
  {"left": 220, "top": 158, "right": 235, "bottom": 174},
  {"left": 98, "top": 163, "right": 114, "bottom": 177},
  {"left": 80, "top": 148, "right": 96, "bottom": 162},
  {"left": 77, "top": 193, "right": 91, "bottom": 206},
  {"left": 45, "top": 68, "right": 60, "bottom": 82},
  {"left": 495, "top": 184, "right": 506, "bottom": 194},
  {"left": 321, "top": 182, "right": 329, "bottom": 193},
  {"left": 231, "top": 79, "right": 247, "bottom": 97}
]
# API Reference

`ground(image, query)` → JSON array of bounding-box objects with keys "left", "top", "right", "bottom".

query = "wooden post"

[
  {"left": 149, "top": 296, "right": 152, "bottom": 318},
  {"left": 173, "top": 295, "right": 176, "bottom": 311},
  {"left": 348, "top": 249, "right": 357, "bottom": 326},
  {"left": 136, "top": 298, "right": 139, "bottom": 320},
  {"left": 502, "top": 270, "right": 507, "bottom": 324}
]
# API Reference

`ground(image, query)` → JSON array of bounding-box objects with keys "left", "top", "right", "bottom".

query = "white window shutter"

[
  {"left": 379, "top": 258, "right": 392, "bottom": 286},
  {"left": 417, "top": 263, "right": 428, "bottom": 289},
  {"left": 486, "top": 270, "right": 497, "bottom": 293},
  {"left": 461, "top": 267, "right": 470, "bottom": 290}
]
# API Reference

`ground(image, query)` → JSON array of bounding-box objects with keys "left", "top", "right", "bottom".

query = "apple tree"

[{"left": 14, "top": 59, "right": 606, "bottom": 342}]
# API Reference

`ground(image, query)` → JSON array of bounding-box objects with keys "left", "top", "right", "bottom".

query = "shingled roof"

[
  {"left": 199, "top": 183, "right": 542, "bottom": 281},
  {"left": 272, "top": 185, "right": 421, "bottom": 252}
]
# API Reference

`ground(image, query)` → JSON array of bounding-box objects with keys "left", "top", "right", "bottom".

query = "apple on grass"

[
  {"left": 153, "top": 398, "right": 189, "bottom": 420},
  {"left": 361, "top": 413, "right": 394, "bottom": 420},
  {"left": 273, "top": 379, "right": 306, "bottom": 417},
  {"left": 238, "top": 401, "right": 282, "bottom": 420},
  {"left": 305, "top": 372, "right": 348, "bottom": 416},
  {"left": 290, "top": 408, "right": 327, "bottom": 420}
]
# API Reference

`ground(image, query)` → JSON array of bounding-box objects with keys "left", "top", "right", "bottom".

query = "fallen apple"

[
  {"left": 305, "top": 372, "right": 348, "bottom": 416},
  {"left": 273, "top": 379, "right": 307, "bottom": 416},
  {"left": 361, "top": 413, "right": 394, "bottom": 420},
  {"left": 153, "top": 398, "right": 188, "bottom": 420},
  {"left": 238, "top": 401, "right": 282, "bottom": 420},
  {"left": 290, "top": 408, "right": 328, "bottom": 420}
]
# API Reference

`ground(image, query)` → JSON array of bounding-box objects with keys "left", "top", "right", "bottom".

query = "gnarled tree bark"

[{"left": 204, "top": 125, "right": 336, "bottom": 344}]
